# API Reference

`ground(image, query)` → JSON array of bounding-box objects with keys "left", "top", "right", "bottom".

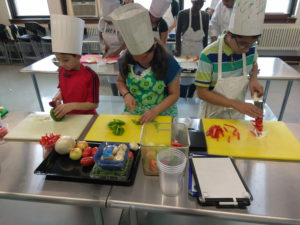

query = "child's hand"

[
  {"left": 52, "top": 91, "right": 62, "bottom": 103},
  {"left": 124, "top": 94, "right": 136, "bottom": 111},
  {"left": 54, "top": 103, "right": 73, "bottom": 118},
  {"left": 139, "top": 109, "right": 159, "bottom": 124}
]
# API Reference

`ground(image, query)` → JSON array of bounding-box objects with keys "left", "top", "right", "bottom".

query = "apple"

[
  {"left": 69, "top": 147, "right": 82, "bottom": 160},
  {"left": 76, "top": 141, "right": 88, "bottom": 150}
]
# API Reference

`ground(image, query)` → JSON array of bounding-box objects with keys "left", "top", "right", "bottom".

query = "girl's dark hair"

[{"left": 120, "top": 38, "right": 168, "bottom": 80}]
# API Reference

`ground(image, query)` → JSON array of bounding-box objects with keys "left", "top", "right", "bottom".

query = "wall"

[
  {"left": 0, "top": 1, "right": 10, "bottom": 25},
  {"left": 295, "top": 1, "right": 300, "bottom": 24}
]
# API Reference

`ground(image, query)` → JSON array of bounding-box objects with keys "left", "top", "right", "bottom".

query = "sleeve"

[
  {"left": 164, "top": 54, "right": 181, "bottom": 86},
  {"left": 158, "top": 18, "right": 168, "bottom": 33},
  {"left": 85, "top": 67, "right": 100, "bottom": 103},
  {"left": 202, "top": 11, "right": 210, "bottom": 48},
  {"left": 208, "top": 2, "right": 221, "bottom": 37},
  {"left": 175, "top": 11, "right": 184, "bottom": 54},
  {"left": 210, "top": 0, "right": 220, "bottom": 9},
  {"left": 98, "top": 17, "right": 105, "bottom": 32},
  {"left": 195, "top": 53, "right": 213, "bottom": 88}
]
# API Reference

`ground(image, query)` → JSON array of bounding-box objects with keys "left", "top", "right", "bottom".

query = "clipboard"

[{"left": 190, "top": 156, "right": 253, "bottom": 208}]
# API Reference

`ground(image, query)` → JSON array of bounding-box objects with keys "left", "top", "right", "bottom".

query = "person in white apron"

[
  {"left": 98, "top": 0, "right": 126, "bottom": 96},
  {"left": 195, "top": 0, "right": 267, "bottom": 120},
  {"left": 175, "top": 0, "right": 209, "bottom": 97}
]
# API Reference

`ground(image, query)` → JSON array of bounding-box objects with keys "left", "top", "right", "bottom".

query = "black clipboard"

[{"left": 190, "top": 156, "right": 253, "bottom": 208}]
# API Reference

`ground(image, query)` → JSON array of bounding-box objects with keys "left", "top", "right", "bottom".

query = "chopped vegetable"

[
  {"left": 131, "top": 119, "right": 142, "bottom": 125},
  {"left": 206, "top": 124, "right": 241, "bottom": 142},
  {"left": 107, "top": 119, "right": 126, "bottom": 136},
  {"left": 171, "top": 142, "right": 183, "bottom": 147},
  {"left": 39, "top": 133, "right": 61, "bottom": 146},
  {"left": 251, "top": 117, "right": 263, "bottom": 136},
  {"left": 206, "top": 125, "right": 224, "bottom": 141}
]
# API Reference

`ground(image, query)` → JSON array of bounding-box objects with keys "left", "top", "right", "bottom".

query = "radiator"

[
  {"left": 84, "top": 24, "right": 101, "bottom": 53},
  {"left": 258, "top": 24, "right": 300, "bottom": 51}
]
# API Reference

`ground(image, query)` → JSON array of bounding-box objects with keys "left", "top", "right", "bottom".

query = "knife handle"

[{"left": 253, "top": 92, "right": 260, "bottom": 101}]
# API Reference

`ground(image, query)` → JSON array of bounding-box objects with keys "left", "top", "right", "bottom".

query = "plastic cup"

[
  {"left": 97, "top": 58, "right": 106, "bottom": 72},
  {"left": 157, "top": 149, "right": 186, "bottom": 196}
]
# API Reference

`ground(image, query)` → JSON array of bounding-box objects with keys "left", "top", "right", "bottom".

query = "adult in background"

[
  {"left": 209, "top": 0, "right": 234, "bottom": 43},
  {"left": 175, "top": 0, "right": 209, "bottom": 98},
  {"left": 195, "top": 0, "right": 266, "bottom": 120},
  {"left": 205, "top": 0, "right": 220, "bottom": 16},
  {"left": 149, "top": 0, "right": 172, "bottom": 45},
  {"left": 98, "top": 0, "right": 125, "bottom": 96}
]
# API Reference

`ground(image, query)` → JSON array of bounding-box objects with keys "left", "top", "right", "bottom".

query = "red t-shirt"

[{"left": 58, "top": 64, "right": 100, "bottom": 115}]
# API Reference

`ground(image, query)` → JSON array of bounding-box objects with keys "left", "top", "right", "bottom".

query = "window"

[
  {"left": 9, "top": 0, "right": 49, "bottom": 18},
  {"left": 184, "top": 0, "right": 298, "bottom": 16}
]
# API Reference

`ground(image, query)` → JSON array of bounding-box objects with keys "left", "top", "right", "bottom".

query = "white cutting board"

[{"left": 5, "top": 112, "right": 93, "bottom": 141}]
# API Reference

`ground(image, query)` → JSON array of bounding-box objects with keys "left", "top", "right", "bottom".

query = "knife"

[{"left": 253, "top": 92, "right": 263, "bottom": 111}]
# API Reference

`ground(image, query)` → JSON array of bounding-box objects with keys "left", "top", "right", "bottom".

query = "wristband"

[{"left": 122, "top": 92, "right": 131, "bottom": 98}]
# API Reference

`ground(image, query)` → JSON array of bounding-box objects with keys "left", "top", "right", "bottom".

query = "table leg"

[
  {"left": 278, "top": 80, "right": 293, "bottom": 121},
  {"left": 263, "top": 80, "right": 271, "bottom": 103},
  {"left": 129, "top": 207, "right": 138, "bottom": 225},
  {"left": 93, "top": 207, "right": 104, "bottom": 225},
  {"left": 31, "top": 73, "right": 44, "bottom": 112}
]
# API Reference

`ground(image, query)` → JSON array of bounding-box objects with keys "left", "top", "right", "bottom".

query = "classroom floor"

[{"left": 0, "top": 61, "right": 300, "bottom": 225}]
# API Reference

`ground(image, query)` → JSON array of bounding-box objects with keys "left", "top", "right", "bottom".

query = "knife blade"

[{"left": 253, "top": 92, "right": 264, "bottom": 110}]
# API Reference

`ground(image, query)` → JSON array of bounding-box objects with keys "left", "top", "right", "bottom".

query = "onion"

[{"left": 55, "top": 136, "right": 75, "bottom": 155}]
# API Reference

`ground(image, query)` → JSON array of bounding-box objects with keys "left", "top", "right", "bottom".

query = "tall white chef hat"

[
  {"left": 150, "top": 0, "right": 172, "bottom": 18},
  {"left": 228, "top": 0, "right": 267, "bottom": 36},
  {"left": 101, "top": 0, "right": 120, "bottom": 20},
  {"left": 109, "top": 3, "right": 154, "bottom": 55},
  {"left": 51, "top": 14, "right": 85, "bottom": 55}
]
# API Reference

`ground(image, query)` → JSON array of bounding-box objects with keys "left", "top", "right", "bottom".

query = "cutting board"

[
  {"left": 5, "top": 113, "right": 93, "bottom": 141},
  {"left": 84, "top": 114, "right": 172, "bottom": 143},
  {"left": 202, "top": 119, "right": 300, "bottom": 161}
]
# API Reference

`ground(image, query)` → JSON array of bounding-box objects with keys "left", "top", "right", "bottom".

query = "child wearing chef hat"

[
  {"left": 109, "top": 3, "right": 181, "bottom": 124},
  {"left": 149, "top": 0, "right": 172, "bottom": 45},
  {"left": 51, "top": 14, "right": 100, "bottom": 118},
  {"left": 195, "top": 0, "right": 266, "bottom": 120}
]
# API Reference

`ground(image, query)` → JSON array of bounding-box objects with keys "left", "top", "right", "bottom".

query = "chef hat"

[
  {"left": 109, "top": 3, "right": 154, "bottom": 55},
  {"left": 101, "top": 0, "right": 120, "bottom": 20},
  {"left": 228, "top": 0, "right": 267, "bottom": 36},
  {"left": 51, "top": 14, "right": 85, "bottom": 55},
  {"left": 150, "top": 0, "right": 172, "bottom": 18}
]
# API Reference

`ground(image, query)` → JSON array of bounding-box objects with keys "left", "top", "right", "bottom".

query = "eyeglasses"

[{"left": 234, "top": 38, "right": 257, "bottom": 50}]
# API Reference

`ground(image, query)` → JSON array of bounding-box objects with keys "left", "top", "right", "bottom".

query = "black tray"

[{"left": 34, "top": 142, "right": 141, "bottom": 186}]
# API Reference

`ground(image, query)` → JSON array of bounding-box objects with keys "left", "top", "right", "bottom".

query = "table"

[
  {"left": 0, "top": 111, "right": 111, "bottom": 225},
  {"left": 20, "top": 56, "right": 300, "bottom": 120},
  {"left": 107, "top": 119, "right": 300, "bottom": 225},
  {"left": 1, "top": 113, "right": 300, "bottom": 225}
]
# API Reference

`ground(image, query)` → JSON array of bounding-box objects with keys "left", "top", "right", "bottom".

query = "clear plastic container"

[
  {"left": 140, "top": 122, "right": 190, "bottom": 176},
  {"left": 90, "top": 157, "right": 133, "bottom": 181},
  {"left": 94, "top": 142, "right": 129, "bottom": 170}
]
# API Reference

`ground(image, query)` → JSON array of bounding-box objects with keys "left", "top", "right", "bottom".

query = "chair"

[
  {"left": 0, "top": 24, "right": 10, "bottom": 64},
  {"left": 4, "top": 25, "right": 23, "bottom": 64},
  {"left": 18, "top": 22, "right": 45, "bottom": 65}
]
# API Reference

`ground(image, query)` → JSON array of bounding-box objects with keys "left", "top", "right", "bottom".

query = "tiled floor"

[{"left": 0, "top": 61, "right": 300, "bottom": 225}]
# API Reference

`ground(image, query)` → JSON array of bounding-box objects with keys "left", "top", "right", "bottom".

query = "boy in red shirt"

[{"left": 50, "top": 14, "right": 100, "bottom": 118}]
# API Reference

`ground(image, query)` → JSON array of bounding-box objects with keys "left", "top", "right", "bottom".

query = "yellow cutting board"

[
  {"left": 84, "top": 114, "right": 172, "bottom": 143},
  {"left": 5, "top": 113, "right": 93, "bottom": 141},
  {"left": 202, "top": 119, "right": 300, "bottom": 161}
]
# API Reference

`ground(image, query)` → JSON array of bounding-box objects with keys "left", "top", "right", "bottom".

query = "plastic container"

[
  {"left": 140, "top": 122, "right": 190, "bottom": 176},
  {"left": 94, "top": 142, "right": 129, "bottom": 170},
  {"left": 90, "top": 157, "right": 133, "bottom": 181},
  {"left": 157, "top": 149, "right": 187, "bottom": 196}
]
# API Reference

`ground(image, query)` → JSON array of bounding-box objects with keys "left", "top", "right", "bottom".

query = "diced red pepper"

[
  {"left": 171, "top": 142, "right": 183, "bottom": 147},
  {"left": 227, "top": 136, "right": 231, "bottom": 143}
]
